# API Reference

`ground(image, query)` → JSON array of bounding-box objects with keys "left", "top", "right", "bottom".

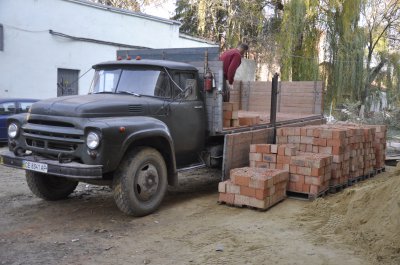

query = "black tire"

[
  {"left": 26, "top": 171, "right": 78, "bottom": 201},
  {"left": 113, "top": 147, "right": 168, "bottom": 216}
]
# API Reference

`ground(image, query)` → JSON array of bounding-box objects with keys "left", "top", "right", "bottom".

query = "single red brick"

[
  {"left": 226, "top": 181, "right": 240, "bottom": 194},
  {"left": 234, "top": 194, "right": 250, "bottom": 206},
  {"left": 249, "top": 152, "right": 262, "bottom": 162},
  {"left": 219, "top": 192, "right": 235, "bottom": 204},
  {"left": 248, "top": 197, "right": 269, "bottom": 209},
  {"left": 254, "top": 161, "right": 270, "bottom": 168},
  {"left": 312, "top": 146, "right": 319, "bottom": 153},
  {"left": 306, "top": 128, "right": 315, "bottom": 137},
  {"left": 320, "top": 129, "right": 333, "bottom": 139},
  {"left": 332, "top": 146, "right": 344, "bottom": 155},
  {"left": 319, "top": 146, "right": 333, "bottom": 154},
  {"left": 301, "top": 128, "right": 307, "bottom": 136},
  {"left": 311, "top": 167, "right": 324, "bottom": 177},
  {"left": 282, "top": 163, "right": 290, "bottom": 171},
  {"left": 277, "top": 136, "right": 288, "bottom": 144},
  {"left": 302, "top": 183, "right": 311, "bottom": 193},
  {"left": 299, "top": 144, "right": 306, "bottom": 152},
  {"left": 288, "top": 182, "right": 296, "bottom": 191},
  {"left": 313, "top": 138, "right": 327, "bottom": 146},
  {"left": 332, "top": 130, "right": 346, "bottom": 139},
  {"left": 270, "top": 144, "right": 278, "bottom": 154},
  {"left": 285, "top": 147, "right": 298, "bottom": 156},
  {"left": 313, "top": 128, "right": 321, "bottom": 138},
  {"left": 290, "top": 174, "right": 304, "bottom": 183},
  {"left": 235, "top": 175, "right": 250, "bottom": 186},
  {"left": 288, "top": 136, "right": 301, "bottom": 144},
  {"left": 249, "top": 178, "right": 268, "bottom": 190},
  {"left": 310, "top": 185, "right": 319, "bottom": 195},
  {"left": 301, "top": 136, "right": 314, "bottom": 144},
  {"left": 295, "top": 181, "right": 303, "bottom": 191},
  {"left": 256, "top": 144, "right": 271, "bottom": 154},
  {"left": 327, "top": 138, "right": 344, "bottom": 147},
  {"left": 250, "top": 144, "right": 257, "bottom": 153},
  {"left": 297, "top": 166, "right": 312, "bottom": 175},
  {"left": 240, "top": 186, "right": 256, "bottom": 197},
  {"left": 218, "top": 181, "right": 227, "bottom": 193},
  {"left": 255, "top": 187, "right": 273, "bottom": 199}
]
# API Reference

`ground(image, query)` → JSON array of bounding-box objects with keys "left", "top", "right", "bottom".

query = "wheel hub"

[{"left": 135, "top": 164, "right": 159, "bottom": 201}]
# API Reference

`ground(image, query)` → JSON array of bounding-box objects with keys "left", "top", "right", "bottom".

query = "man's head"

[{"left": 237, "top": 43, "right": 249, "bottom": 56}]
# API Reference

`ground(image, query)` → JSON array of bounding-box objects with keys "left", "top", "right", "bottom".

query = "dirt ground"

[{"left": 0, "top": 152, "right": 399, "bottom": 265}]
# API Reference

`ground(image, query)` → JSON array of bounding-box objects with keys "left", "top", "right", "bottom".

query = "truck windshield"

[{"left": 91, "top": 69, "right": 169, "bottom": 97}]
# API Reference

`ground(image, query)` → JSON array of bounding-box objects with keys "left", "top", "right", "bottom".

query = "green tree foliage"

[
  {"left": 173, "top": 0, "right": 274, "bottom": 50},
  {"left": 322, "top": 0, "right": 366, "bottom": 106},
  {"left": 278, "top": 0, "right": 320, "bottom": 81},
  {"left": 88, "top": 0, "right": 165, "bottom": 12}
]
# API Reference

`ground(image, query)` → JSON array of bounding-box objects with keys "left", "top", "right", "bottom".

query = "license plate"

[{"left": 22, "top": 160, "right": 48, "bottom": 173}]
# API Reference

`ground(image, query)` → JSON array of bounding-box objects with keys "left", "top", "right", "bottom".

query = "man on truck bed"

[{"left": 220, "top": 43, "right": 249, "bottom": 101}]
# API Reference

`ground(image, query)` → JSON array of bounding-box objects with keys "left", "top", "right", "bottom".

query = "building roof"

[
  {"left": 93, "top": 59, "right": 198, "bottom": 71},
  {"left": 63, "top": 0, "right": 181, "bottom": 26}
]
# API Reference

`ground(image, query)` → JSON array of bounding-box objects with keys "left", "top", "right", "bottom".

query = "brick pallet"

[
  {"left": 276, "top": 123, "right": 387, "bottom": 187},
  {"left": 364, "top": 125, "right": 387, "bottom": 170},
  {"left": 249, "top": 143, "right": 297, "bottom": 171},
  {"left": 218, "top": 167, "right": 288, "bottom": 210},
  {"left": 276, "top": 126, "right": 349, "bottom": 187},
  {"left": 249, "top": 144, "right": 332, "bottom": 198},
  {"left": 289, "top": 152, "right": 332, "bottom": 198}
]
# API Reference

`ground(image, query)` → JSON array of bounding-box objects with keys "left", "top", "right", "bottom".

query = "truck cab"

[{"left": 1, "top": 58, "right": 212, "bottom": 216}]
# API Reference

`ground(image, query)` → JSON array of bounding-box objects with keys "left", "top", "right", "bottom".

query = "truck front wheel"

[
  {"left": 113, "top": 147, "right": 168, "bottom": 216},
  {"left": 26, "top": 171, "right": 78, "bottom": 200}
]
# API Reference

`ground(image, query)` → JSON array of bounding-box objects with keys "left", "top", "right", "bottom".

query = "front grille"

[
  {"left": 22, "top": 123, "right": 84, "bottom": 153},
  {"left": 26, "top": 139, "right": 45, "bottom": 148},
  {"left": 24, "top": 129, "right": 81, "bottom": 140},
  {"left": 27, "top": 119, "right": 75, "bottom": 128}
]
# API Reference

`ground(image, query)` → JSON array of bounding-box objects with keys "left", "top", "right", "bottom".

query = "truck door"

[{"left": 169, "top": 71, "right": 206, "bottom": 165}]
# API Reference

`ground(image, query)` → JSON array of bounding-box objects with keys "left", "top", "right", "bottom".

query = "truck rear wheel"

[
  {"left": 26, "top": 171, "right": 78, "bottom": 200},
  {"left": 113, "top": 147, "right": 167, "bottom": 216}
]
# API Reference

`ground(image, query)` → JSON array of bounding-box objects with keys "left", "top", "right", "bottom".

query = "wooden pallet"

[
  {"left": 218, "top": 197, "right": 286, "bottom": 211},
  {"left": 329, "top": 183, "right": 348, "bottom": 193},
  {"left": 287, "top": 188, "right": 329, "bottom": 201}
]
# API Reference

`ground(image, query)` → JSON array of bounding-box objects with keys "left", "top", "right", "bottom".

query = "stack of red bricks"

[
  {"left": 362, "top": 127, "right": 377, "bottom": 174},
  {"left": 223, "top": 102, "right": 239, "bottom": 127},
  {"left": 371, "top": 125, "right": 387, "bottom": 169},
  {"left": 289, "top": 152, "right": 332, "bottom": 195},
  {"left": 239, "top": 116, "right": 260, "bottom": 126},
  {"left": 276, "top": 126, "right": 350, "bottom": 187},
  {"left": 218, "top": 167, "right": 288, "bottom": 210},
  {"left": 276, "top": 124, "right": 387, "bottom": 184},
  {"left": 249, "top": 143, "right": 296, "bottom": 171},
  {"left": 249, "top": 143, "right": 332, "bottom": 197}
]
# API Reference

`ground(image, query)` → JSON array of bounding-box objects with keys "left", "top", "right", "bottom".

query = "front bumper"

[{"left": 0, "top": 151, "right": 103, "bottom": 179}]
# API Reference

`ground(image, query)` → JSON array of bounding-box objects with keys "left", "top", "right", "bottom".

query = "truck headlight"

[
  {"left": 8, "top": 123, "right": 19, "bottom": 139},
  {"left": 86, "top": 131, "right": 100, "bottom": 149}
]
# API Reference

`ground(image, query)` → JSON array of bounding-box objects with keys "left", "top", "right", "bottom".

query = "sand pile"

[{"left": 304, "top": 167, "right": 400, "bottom": 264}]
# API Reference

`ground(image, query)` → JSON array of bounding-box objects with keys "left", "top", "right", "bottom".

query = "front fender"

[{"left": 88, "top": 116, "right": 177, "bottom": 184}]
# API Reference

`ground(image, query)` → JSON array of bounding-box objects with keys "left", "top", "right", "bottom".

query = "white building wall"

[{"left": 0, "top": 0, "right": 216, "bottom": 99}]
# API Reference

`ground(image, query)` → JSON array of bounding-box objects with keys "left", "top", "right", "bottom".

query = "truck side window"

[
  {"left": 19, "top": 102, "right": 34, "bottom": 113},
  {"left": 0, "top": 102, "right": 16, "bottom": 115},
  {"left": 154, "top": 72, "right": 171, "bottom": 98},
  {"left": 172, "top": 72, "right": 197, "bottom": 100}
]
